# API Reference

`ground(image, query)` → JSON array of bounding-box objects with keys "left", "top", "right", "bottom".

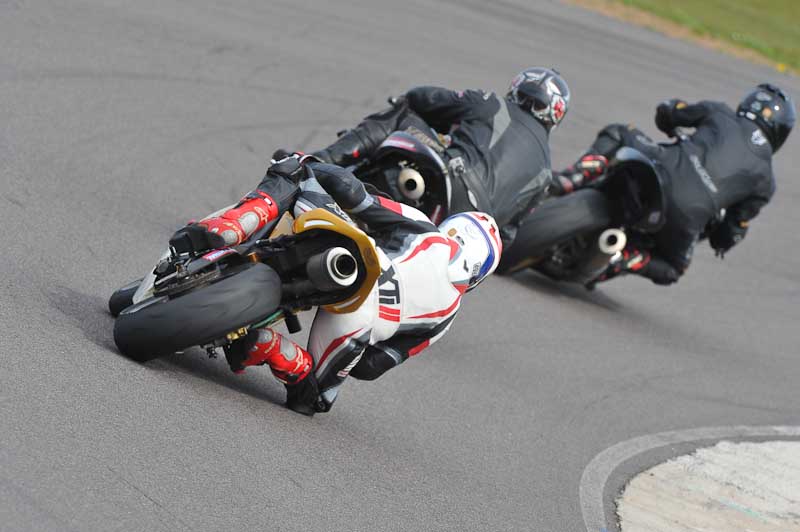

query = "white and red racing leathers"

[{"left": 233, "top": 163, "right": 474, "bottom": 412}]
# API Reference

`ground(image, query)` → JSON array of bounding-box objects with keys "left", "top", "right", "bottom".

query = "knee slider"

[{"left": 348, "top": 351, "right": 399, "bottom": 381}]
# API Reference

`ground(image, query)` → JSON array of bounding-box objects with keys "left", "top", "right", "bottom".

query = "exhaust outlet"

[
  {"left": 398, "top": 167, "right": 425, "bottom": 201},
  {"left": 598, "top": 228, "right": 626, "bottom": 256},
  {"left": 306, "top": 247, "right": 359, "bottom": 292},
  {"left": 572, "top": 228, "right": 628, "bottom": 285}
]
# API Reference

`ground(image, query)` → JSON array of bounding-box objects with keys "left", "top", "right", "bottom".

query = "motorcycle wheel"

[
  {"left": 113, "top": 262, "right": 281, "bottom": 362},
  {"left": 498, "top": 189, "right": 611, "bottom": 274},
  {"left": 108, "top": 278, "right": 143, "bottom": 317}
]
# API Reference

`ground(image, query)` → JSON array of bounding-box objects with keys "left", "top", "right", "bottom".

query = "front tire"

[
  {"left": 113, "top": 263, "right": 282, "bottom": 362},
  {"left": 108, "top": 278, "right": 143, "bottom": 317},
  {"left": 498, "top": 189, "right": 611, "bottom": 274}
]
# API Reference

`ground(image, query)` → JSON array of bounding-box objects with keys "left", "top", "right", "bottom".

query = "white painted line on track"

[{"left": 579, "top": 426, "right": 800, "bottom": 532}]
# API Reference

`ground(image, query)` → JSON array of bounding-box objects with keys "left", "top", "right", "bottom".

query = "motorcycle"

[
  {"left": 497, "top": 147, "right": 667, "bottom": 286},
  {"left": 349, "top": 110, "right": 453, "bottom": 225},
  {"left": 110, "top": 208, "right": 381, "bottom": 362},
  {"left": 346, "top": 109, "right": 667, "bottom": 288}
]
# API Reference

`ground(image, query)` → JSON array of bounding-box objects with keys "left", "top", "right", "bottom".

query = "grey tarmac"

[{"left": 1, "top": 1, "right": 798, "bottom": 531}]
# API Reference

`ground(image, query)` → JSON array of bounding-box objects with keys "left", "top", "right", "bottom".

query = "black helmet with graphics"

[
  {"left": 737, "top": 83, "right": 795, "bottom": 152},
  {"left": 507, "top": 67, "right": 570, "bottom": 131}
]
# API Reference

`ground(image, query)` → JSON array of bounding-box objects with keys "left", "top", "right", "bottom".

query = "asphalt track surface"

[{"left": 1, "top": 1, "right": 798, "bottom": 531}]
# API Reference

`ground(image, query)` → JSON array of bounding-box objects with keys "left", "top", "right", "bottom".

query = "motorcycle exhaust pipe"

[
  {"left": 572, "top": 228, "right": 627, "bottom": 285},
  {"left": 598, "top": 228, "right": 626, "bottom": 256},
  {"left": 306, "top": 247, "right": 359, "bottom": 292},
  {"left": 398, "top": 167, "right": 425, "bottom": 201}
]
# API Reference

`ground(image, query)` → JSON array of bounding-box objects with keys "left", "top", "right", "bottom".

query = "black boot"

[{"left": 285, "top": 374, "right": 324, "bottom": 416}]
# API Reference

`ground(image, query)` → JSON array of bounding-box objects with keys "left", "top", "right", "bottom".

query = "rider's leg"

[
  {"left": 300, "top": 291, "right": 376, "bottom": 413},
  {"left": 170, "top": 163, "right": 300, "bottom": 253},
  {"left": 312, "top": 103, "right": 409, "bottom": 166},
  {"left": 225, "top": 279, "right": 376, "bottom": 416}
]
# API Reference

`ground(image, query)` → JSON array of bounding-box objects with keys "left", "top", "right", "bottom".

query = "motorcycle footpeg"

[{"left": 169, "top": 224, "right": 226, "bottom": 255}]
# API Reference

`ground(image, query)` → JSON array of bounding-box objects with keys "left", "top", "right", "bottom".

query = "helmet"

[
  {"left": 737, "top": 83, "right": 795, "bottom": 152},
  {"left": 507, "top": 67, "right": 570, "bottom": 131},
  {"left": 439, "top": 212, "right": 502, "bottom": 291}
]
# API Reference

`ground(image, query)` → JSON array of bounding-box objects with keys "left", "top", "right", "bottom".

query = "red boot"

[
  {"left": 229, "top": 328, "right": 313, "bottom": 384},
  {"left": 550, "top": 154, "right": 608, "bottom": 196},
  {"left": 198, "top": 191, "right": 279, "bottom": 247}
]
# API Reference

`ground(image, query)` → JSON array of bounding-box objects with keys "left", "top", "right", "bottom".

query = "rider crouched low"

[
  {"left": 174, "top": 155, "right": 502, "bottom": 415},
  {"left": 310, "top": 68, "right": 570, "bottom": 239},
  {"left": 550, "top": 83, "right": 795, "bottom": 286}
]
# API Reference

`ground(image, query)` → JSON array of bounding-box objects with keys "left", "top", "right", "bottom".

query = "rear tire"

[
  {"left": 108, "top": 278, "right": 143, "bottom": 317},
  {"left": 113, "top": 263, "right": 282, "bottom": 362},
  {"left": 498, "top": 189, "right": 610, "bottom": 274}
]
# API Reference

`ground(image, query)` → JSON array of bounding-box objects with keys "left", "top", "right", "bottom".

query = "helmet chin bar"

[{"left": 398, "top": 167, "right": 426, "bottom": 201}]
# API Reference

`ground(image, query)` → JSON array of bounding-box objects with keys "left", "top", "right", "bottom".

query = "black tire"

[
  {"left": 108, "top": 278, "right": 143, "bottom": 317},
  {"left": 498, "top": 189, "right": 611, "bottom": 274},
  {"left": 113, "top": 263, "right": 282, "bottom": 362}
]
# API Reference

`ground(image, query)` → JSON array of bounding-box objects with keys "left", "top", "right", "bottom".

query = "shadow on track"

[
  {"left": 46, "top": 286, "right": 117, "bottom": 351},
  {"left": 158, "top": 350, "right": 287, "bottom": 407},
  {"left": 47, "top": 285, "right": 285, "bottom": 407},
  {"left": 504, "top": 269, "right": 624, "bottom": 312}
]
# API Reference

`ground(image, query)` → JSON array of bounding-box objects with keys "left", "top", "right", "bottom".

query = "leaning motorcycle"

[
  {"left": 349, "top": 111, "right": 453, "bottom": 225},
  {"left": 497, "top": 147, "right": 667, "bottom": 286},
  {"left": 110, "top": 209, "right": 381, "bottom": 362}
]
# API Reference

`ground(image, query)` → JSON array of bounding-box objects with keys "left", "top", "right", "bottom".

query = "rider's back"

[{"left": 659, "top": 101, "right": 775, "bottom": 216}]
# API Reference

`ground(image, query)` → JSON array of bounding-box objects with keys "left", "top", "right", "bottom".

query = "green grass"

[{"left": 618, "top": 0, "right": 800, "bottom": 71}]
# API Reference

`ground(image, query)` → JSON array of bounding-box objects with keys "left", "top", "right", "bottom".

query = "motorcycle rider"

[
  {"left": 549, "top": 83, "right": 795, "bottom": 286},
  {"left": 172, "top": 155, "right": 502, "bottom": 415},
  {"left": 311, "top": 68, "right": 570, "bottom": 238}
]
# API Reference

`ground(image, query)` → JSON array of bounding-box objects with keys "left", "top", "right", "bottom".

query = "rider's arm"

[
  {"left": 405, "top": 86, "right": 496, "bottom": 130},
  {"left": 307, "top": 162, "right": 438, "bottom": 234},
  {"left": 655, "top": 99, "right": 716, "bottom": 136},
  {"left": 708, "top": 197, "right": 769, "bottom": 256},
  {"left": 708, "top": 165, "right": 775, "bottom": 256}
]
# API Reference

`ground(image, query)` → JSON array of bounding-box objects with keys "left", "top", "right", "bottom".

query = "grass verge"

[{"left": 567, "top": 0, "right": 799, "bottom": 74}]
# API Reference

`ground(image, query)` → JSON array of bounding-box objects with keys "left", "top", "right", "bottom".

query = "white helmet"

[{"left": 439, "top": 212, "right": 502, "bottom": 291}]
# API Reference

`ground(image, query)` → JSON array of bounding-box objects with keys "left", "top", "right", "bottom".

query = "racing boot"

[
  {"left": 196, "top": 190, "right": 280, "bottom": 247},
  {"left": 587, "top": 244, "right": 651, "bottom": 288},
  {"left": 549, "top": 154, "right": 608, "bottom": 196},
  {"left": 226, "top": 329, "right": 321, "bottom": 416},
  {"left": 169, "top": 154, "right": 308, "bottom": 254},
  {"left": 227, "top": 328, "right": 313, "bottom": 382}
]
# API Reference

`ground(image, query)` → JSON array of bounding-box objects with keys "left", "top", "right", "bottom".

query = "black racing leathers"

[
  {"left": 586, "top": 100, "right": 775, "bottom": 282},
  {"left": 315, "top": 86, "right": 553, "bottom": 231}
]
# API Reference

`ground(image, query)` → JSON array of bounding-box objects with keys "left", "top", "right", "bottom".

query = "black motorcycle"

[
  {"left": 349, "top": 114, "right": 453, "bottom": 225},
  {"left": 347, "top": 110, "right": 667, "bottom": 287},
  {"left": 497, "top": 147, "right": 667, "bottom": 286}
]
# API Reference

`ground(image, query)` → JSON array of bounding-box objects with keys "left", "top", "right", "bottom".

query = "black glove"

[
  {"left": 655, "top": 99, "right": 685, "bottom": 137},
  {"left": 266, "top": 151, "right": 322, "bottom": 183},
  {"left": 709, "top": 220, "right": 748, "bottom": 258}
]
